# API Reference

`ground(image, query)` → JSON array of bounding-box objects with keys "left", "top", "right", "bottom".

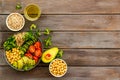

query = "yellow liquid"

[
  {"left": 27, "top": 5, "right": 39, "bottom": 18},
  {"left": 24, "top": 4, "right": 41, "bottom": 21}
]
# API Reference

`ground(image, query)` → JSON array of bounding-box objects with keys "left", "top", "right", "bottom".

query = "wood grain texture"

[
  {"left": 0, "top": 67, "right": 120, "bottom": 80},
  {"left": 1, "top": 32, "right": 120, "bottom": 48},
  {"left": 1, "top": 49, "right": 120, "bottom": 66},
  {"left": 1, "top": 15, "right": 120, "bottom": 31},
  {"left": 1, "top": 0, "right": 120, "bottom": 14}
]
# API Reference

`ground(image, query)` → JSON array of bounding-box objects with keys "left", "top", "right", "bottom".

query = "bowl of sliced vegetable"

[{"left": 3, "top": 29, "right": 43, "bottom": 71}]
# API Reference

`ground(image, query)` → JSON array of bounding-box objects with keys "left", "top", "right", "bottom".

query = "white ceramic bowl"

[
  {"left": 49, "top": 59, "right": 67, "bottom": 77},
  {"left": 6, "top": 13, "right": 25, "bottom": 31}
]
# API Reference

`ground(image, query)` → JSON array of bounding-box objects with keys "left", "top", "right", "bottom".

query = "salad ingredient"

[
  {"left": 42, "top": 47, "right": 59, "bottom": 63},
  {"left": 30, "top": 24, "right": 36, "bottom": 30},
  {"left": 23, "top": 32, "right": 37, "bottom": 42},
  {"left": 13, "top": 62, "right": 18, "bottom": 68},
  {"left": 29, "top": 45, "right": 35, "bottom": 53},
  {"left": 6, "top": 48, "right": 21, "bottom": 64},
  {"left": 14, "top": 32, "right": 25, "bottom": 46},
  {"left": 3, "top": 36, "right": 17, "bottom": 51},
  {"left": 34, "top": 49, "right": 42, "bottom": 57},
  {"left": 34, "top": 41, "right": 41, "bottom": 49},
  {"left": 44, "top": 28, "right": 51, "bottom": 35},
  {"left": 6, "top": 13, "right": 25, "bottom": 31},
  {"left": 49, "top": 59, "right": 67, "bottom": 77},
  {"left": 22, "top": 56, "right": 29, "bottom": 64},
  {"left": 56, "top": 50, "right": 63, "bottom": 58},
  {"left": 13, "top": 56, "right": 36, "bottom": 70},
  {"left": 16, "top": 3, "right": 22, "bottom": 10},
  {"left": 33, "top": 56, "right": 38, "bottom": 63},
  {"left": 25, "top": 53, "right": 33, "bottom": 59},
  {"left": 44, "top": 36, "right": 52, "bottom": 48},
  {"left": 17, "top": 59, "right": 24, "bottom": 69}
]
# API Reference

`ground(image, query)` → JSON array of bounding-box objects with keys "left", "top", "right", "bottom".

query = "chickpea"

[
  {"left": 49, "top": 59, "right": 67, "bottom": 77},
  {"left": 6, "top": 48, "right": 21, "bottom": 64}
]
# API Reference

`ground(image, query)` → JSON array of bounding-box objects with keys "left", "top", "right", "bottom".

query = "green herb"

[
  {"left": 44, "top": 28, "right": 50, "bottom": 35},
  {"left": 44, "top": 36, "right": 52, "bottom": 48},
  {"left": 3, "top": 36, "right": 17, "bottom": 50},
  {"left": 56, "top": 50, "right": 63, "bottom": 58},
  {"left": 16, "top": 3, "right": 22, "bottom": 10}
]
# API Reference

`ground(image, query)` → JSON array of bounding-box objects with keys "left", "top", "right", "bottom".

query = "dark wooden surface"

[{"left": 1, "top": 0, "right": 120, "bottom": 80}]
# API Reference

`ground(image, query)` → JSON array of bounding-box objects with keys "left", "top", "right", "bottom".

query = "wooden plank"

[
  {"left": 1, "top": 49, "right": 120, "bottom": 66},
  {"left": 1, "top": 0, "right": 120, "bottom": 14},
  {"left": 2, "top": 15, "right": 120, "bottom": 31},
  {"left": 0, "top": 66, "right": 120, "bottom": 80},
  {"left": 1, "top": 32, "right": 120, "bottom": 48}
]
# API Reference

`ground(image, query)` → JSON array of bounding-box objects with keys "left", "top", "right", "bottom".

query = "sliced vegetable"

[
  {"left": 56, "top": 50, "right": 63, "bottom": 58},
  {"left": 30, "top": 24, "right": 36, "bottom": 30},
  {"left": 44, "top": 36, "right": 52, "bottom": 48},
  {"left": 16, "top": 3, "right": 22, "bottom": 10},
  {"left": 44, "top": 28, "right": 50, "bottom": 35}
]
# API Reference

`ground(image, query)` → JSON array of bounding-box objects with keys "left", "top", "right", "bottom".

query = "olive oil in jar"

[{"left": 24, "top": 4, "right": 41, "bottom": 21}]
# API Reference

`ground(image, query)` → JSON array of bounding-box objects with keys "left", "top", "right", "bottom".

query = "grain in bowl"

[
  {"left": 6, "top": 13, "right": 25, "bottom": 31},
  {"left": 49, "top": 59, "right": 67, "bottom": 77}
]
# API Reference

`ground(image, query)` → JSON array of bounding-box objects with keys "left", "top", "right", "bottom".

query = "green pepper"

[
  {"left": 16, "top": 3, "right": 22, "bottom": 10},
  {"left": 44, "top": 28, "right": 51, "bottom": 35}
]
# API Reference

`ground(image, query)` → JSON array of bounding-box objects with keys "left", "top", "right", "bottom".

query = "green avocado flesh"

[
  {"left": 42, "top": 47, "right": 59, "bottom": 63},
  {"left": 12, "top": 56, "right": 35, "bottom": 70}
]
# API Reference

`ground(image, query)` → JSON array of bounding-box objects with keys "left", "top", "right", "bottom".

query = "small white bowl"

[
  {"left": 49, "top": 59, "right": 68, "bottom": 77},
  {"left": 6, "top": 13, "right": 25, "bottom": 31}
]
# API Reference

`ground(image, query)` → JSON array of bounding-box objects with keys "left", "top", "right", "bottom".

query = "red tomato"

[
  {"left": 33, "top": 56, "right": 38, "bottom": 63},
  {"left": 27, "top": 50, "right": 30, "bottom": 54},
  {"left": 34, "top": 41, "right": 41, "bottom": 49},
  {"left": 34, "top": 49, "right": 42, "bottom": 57},
  {"left": 25, "top": 53, "right": 33, "bottom": 59},
  {"left": 29, "top": 45, "right": 35, "bottom": 53}
]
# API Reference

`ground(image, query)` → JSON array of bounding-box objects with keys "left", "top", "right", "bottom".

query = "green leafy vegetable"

[
  {"left": 44, "top": 36, "right": 52, "bottom": 48},
  {"left": 3, "top": 36, "right": 17, "bottom": 50},
  {"left": 44, "top": 28, "right": 51, "bottom": 35},
  {"left": 16, "top": 3, "right": 22, "bottom": 10},
  {"left": 56, "top": 50, "right": 63, "bottom": 58}
]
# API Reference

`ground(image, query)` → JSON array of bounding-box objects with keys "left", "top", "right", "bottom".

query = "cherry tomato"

[
  {"left": 34, "top": 49, "right": 42, "bottom": 57},
  {"left": 33, "top": 56, "right": 38, "bottom": 63},
  {"left": 25, "top": 53, "right": 33, "bottom": 59},
  {"left": 34, "top": 41, "right": 41, "bottom": 49},
  {"left": 29, "top": 45, "right": 35, "bottom": 53}
]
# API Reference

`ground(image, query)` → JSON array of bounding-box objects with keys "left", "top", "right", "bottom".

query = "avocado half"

[{"left": 41, "top": 47, "right": 59, "bottom": 63}]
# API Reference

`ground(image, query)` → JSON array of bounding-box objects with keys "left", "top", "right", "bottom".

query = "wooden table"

[{"left": 1, "top": 0, "right": 120, "bottom": 80}]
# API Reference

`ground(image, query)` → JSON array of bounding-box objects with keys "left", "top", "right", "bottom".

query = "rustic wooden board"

[
  {"left": 1, "top": 0, "right": 120, "bottom": 14},
  {"left": 1, "top": 32, "right": 120, "bottom": 48},
  {"left": 1, "top": 49, "right": 120, "bottom": 66},
  {"left": 1, "top": 15, "right": 120, "bottom": 31},
  {"left": 0, "top": 67, "right": 120, "bottom": 80}
]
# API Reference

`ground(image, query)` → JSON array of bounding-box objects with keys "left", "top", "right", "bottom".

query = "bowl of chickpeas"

[{"left": 49, "top": 59, "right": 67, "bottom": 77}]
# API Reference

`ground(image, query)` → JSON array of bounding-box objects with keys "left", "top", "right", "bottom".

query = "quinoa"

[{"left": 7, "top": 13, "right": 24, "bottom": 30}]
